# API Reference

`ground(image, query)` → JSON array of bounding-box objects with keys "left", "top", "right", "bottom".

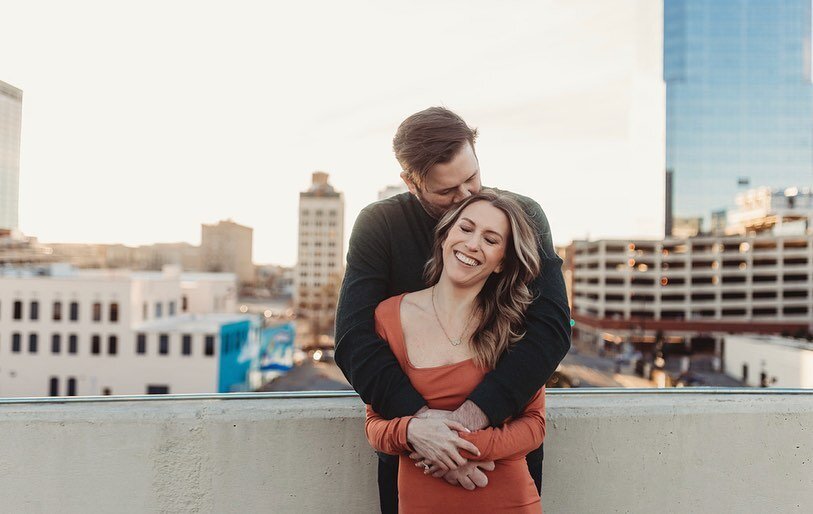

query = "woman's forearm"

[{"left": 458, "top": 388, "right": 546, "bottom": 461}]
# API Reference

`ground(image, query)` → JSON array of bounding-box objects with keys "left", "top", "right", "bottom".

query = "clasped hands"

[{"left": 406, "top": 406, "right": 494, "bottom": 490}]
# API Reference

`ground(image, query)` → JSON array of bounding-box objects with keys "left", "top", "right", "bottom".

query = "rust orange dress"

[{"left": 365, "top": 294, "right": 546, "bottom": 513}]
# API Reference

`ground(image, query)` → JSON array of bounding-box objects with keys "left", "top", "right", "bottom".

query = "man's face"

[{"left": 401, "top": 142, "right": 482, "bottom": 219}]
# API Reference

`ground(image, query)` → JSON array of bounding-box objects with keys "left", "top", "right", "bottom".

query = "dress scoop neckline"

[{"left": 396, "top": 292, "right": 476, "bottom": 371}]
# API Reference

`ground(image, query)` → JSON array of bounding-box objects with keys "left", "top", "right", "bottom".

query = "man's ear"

[{"left": 400, "top": 172, "right": 419, "bottom": 196}]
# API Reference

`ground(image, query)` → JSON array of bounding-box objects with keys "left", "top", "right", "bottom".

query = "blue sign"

[{"left": 259, "top": 323, "right": 295, "bottom": 372}]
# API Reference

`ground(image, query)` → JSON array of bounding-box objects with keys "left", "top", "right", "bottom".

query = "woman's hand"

[{"left": 406, "top": 418, "right": 481, "bottom": 471}]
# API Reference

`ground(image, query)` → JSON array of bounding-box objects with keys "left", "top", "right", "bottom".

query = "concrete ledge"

[{"left": 0, "top": 390, "right": 810, "bottom": 513}]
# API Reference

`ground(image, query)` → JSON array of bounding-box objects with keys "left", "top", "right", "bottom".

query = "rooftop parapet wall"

[{"left": 0, "top": 390, "right": 810, "bottom": 513}]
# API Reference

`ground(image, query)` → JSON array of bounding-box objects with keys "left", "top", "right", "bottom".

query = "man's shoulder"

[
  {"left": 484, "top": 187, "right": 546, "bottom": 222},
  {"left": 352, "top": 192, "right": 414, "bottom": 239},
  {"left": 360, "top": 191, "right": 413, "bottom": 217}
]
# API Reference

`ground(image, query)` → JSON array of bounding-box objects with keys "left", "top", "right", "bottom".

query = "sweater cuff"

[
  {"left": 468, "top": 383, "right": 514, "bottom": 427},
  {"left": 399, "top": 416, "right": 416, "bottom": 451}
]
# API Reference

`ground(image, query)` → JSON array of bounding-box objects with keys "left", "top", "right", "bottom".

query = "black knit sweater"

[{"left": 334, "top": 190, "right": 571, "bottom": 425}]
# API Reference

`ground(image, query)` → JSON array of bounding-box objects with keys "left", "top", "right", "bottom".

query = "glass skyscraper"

[
  {"left": 0, "top": 80, "right": 22, "bottom": 232},
  {"left": 664, "top": 0, "right": 813, "bottom": 236}
]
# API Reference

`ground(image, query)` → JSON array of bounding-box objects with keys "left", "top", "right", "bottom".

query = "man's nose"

[{"left": 453, "top": 186, "right": 473, "bottom": 203}]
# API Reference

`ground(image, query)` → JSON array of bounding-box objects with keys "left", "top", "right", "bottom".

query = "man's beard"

[{"left": 413, "top": 191, "right": 447, "bottom": 220}]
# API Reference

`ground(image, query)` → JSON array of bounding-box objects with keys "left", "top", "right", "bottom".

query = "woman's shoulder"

[
  {"left": 374, "top": 293, "right": 409, "bottom": 333},
  {"left": 375, "top": 290, "right": 431, "bottom": 328}
]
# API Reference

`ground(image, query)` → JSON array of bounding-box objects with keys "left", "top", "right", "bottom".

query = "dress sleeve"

[
  {"left": 364, "top": 406, "right": 414, "bottom": 455},
  {"left": 459, "top": 387, "right": 546, "bottom": 461}
]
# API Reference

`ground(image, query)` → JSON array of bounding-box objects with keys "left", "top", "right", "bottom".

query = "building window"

[
  {"left": 53, "top": 301, "right": 62, "bottom": 321},
  {"left": 28, "top": 333, "right": 38, "bottom": 353},
  {"left": 159, "top": 334, "right": 169, "bottom": 355},
  {"left": 91, "top": 335, "right": 101, "bottom": 355},
  {"left": 49, "top": 377, "right": 59, "bottom": 396},
  {"left": 155, "top": 302, "right": 163, "bottom": 318},
  {"left": 182, "top": 295, "right": 188, "bottom": 312},
  {"left": 169, "top": 301, "right": 176, "bottom": 316},
  {"left": 182, "top": 334, "right": 192, "bottom": 356},
  {"left": 70, "top": 301, "right": 79, "bottom": 321},
  {"left": 109, "top": 302, "right": 119, "bottom": 323},
  {"left": 142, "top": 302, "right": 148, "bottom": 320},
  {"left": 92, "top": 302, "right": 102, "bottom": 322},
  {"left": 51, "top": 333, "right": 61, "bottom": 354},
  {"left": 11, "top": 333, "right": 21, "bottom": 352},
  {"left": 13, "top": 300, "right": 22, "bottom": 320},
  {"left": 67, "top": 377, "right": 77, "bottom": 396},
  {"left": 204, "top": 335, "right": 215, "bottom": 356},
  {"left": 147, "top": 385, "right": 169, "bottom": 394},
  {"left": 137, "top": 333, "right": 147, "bottom": 355},
  {"left": 30, "top": 301, "right": 39, "bottom": 321},
  {"left": 68, "top": 334, "right": 78, "bottom": 354},
  {"left": 108, "top": 335, "right": 118, "bottom": 355}
]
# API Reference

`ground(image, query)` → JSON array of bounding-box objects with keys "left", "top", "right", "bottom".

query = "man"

[{"left": 335, "top": 107, "right": 571, "bottom": 513}]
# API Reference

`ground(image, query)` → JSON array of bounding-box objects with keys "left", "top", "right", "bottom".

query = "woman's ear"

[{"left": 494, "top": 261, "right": 503, "bottom": 274}]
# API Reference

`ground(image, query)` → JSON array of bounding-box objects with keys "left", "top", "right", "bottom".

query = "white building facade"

[
  {"left": 0, "top": 80, "right": 22, "bottom": 232},
  {"left": 296, "top": 172, "right": 344, "bottom": 339},
  {"left": 724, "top": 334, "right": 813, "bottom": 388},
  {"left": 378, "top": 183, "right": 408, "bottom": 201},
  {"left": 0, "top": 265, "right": 244, "bottom": 397}
]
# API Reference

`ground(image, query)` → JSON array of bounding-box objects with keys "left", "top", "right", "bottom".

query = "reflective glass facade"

[{"left": 665, "top": 0, "right": 813, "bottom": 235}]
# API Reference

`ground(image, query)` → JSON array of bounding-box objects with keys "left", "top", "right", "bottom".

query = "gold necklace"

[{"left": 431, "top": 286, "right": 475, "bottom": 347}]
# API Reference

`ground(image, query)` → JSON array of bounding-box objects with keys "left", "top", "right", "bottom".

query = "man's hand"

[
  {"left": 406, "top": 418, "right": 480, "bottom": 471},
  {"left": 450, "top": 400, "right": 489, "bottom": 431},
  {"left": 442, "top": 460, "right": 495, "bottom": 490},
  {"left": 410, "top": 453, "right": 495, "bottom": 490}
]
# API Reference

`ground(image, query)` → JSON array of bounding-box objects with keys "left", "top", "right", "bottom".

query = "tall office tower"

[
  {"left": 201, "top": 220, "right": 254, "bottom": 283},
  {"left": 664, "top": 0, "right": 813, "bottom": 237},
  {"left": 0, "top": 80, "right": 23, "bottom": 232},
  {"left": 296, "top": 172, "right": 344, "bottom": 339}
]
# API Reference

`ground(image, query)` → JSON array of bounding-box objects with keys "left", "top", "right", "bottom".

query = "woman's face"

[{"left": 441, "top": 200, "right": 510, "bottom": 287}]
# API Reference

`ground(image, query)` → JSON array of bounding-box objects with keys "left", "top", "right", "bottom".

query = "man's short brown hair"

[{"left": 392, "top": 107, "right": 478, "bottom": 187}]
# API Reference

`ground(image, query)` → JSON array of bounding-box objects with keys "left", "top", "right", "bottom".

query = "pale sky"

[{"left": 2, "top": 0, "right": 665, "bottom": 266}]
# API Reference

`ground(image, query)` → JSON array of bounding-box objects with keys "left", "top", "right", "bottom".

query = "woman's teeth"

[{"left": 455, "top": 251, "right": 479, "bottom": 267}]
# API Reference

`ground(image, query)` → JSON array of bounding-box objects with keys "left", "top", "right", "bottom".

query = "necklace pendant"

[{"left": 450, "top": 338, "right": 462, "bottom": 346}]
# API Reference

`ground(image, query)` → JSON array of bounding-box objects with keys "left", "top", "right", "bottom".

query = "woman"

[{"left": 365, "top": 190, "right": 546, "bottom": 513}]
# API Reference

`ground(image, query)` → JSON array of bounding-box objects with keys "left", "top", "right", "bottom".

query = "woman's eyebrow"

[{"left": 460, "top": 217, "right": 504, "bottom": 239}]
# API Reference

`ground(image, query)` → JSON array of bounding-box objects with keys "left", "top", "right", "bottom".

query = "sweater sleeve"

[
  {"left": 334, "top": 206, "right": 426, "bottom": 419},
  {"left": 364, "top": 406, "right": 415, "bottom": 455},
  {"left": 468, "top": 193, "right": 571, "bottom": 426},
  {"left": 459, "top": 387, "right": 546, "bottom": 461}
]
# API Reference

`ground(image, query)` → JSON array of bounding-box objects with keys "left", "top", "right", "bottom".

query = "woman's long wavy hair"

[{"left": 423, "top": 190, "right": 541, "bottom": 370}]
